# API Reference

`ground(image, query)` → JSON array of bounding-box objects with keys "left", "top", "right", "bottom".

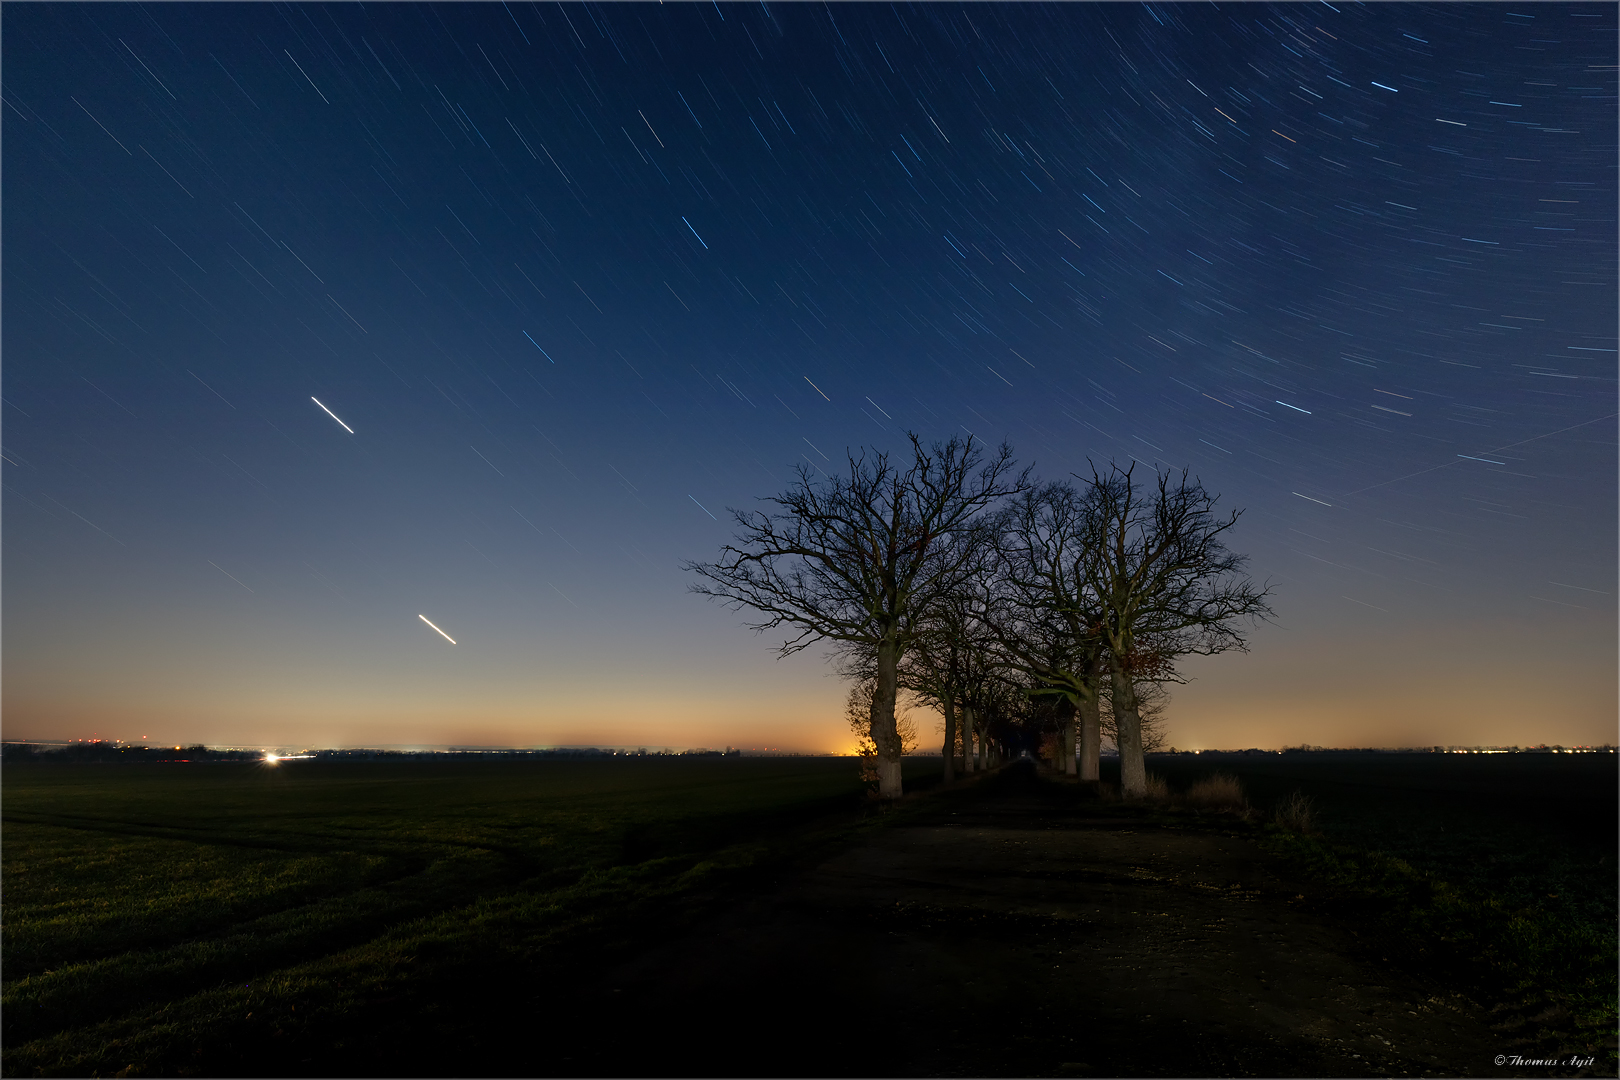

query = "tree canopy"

[
  {"left": 689, "top": 439, "right": 1270, "bottom": 798},
  {"left": 686, "top": 433, "right": 1025, "bottom": 798}
]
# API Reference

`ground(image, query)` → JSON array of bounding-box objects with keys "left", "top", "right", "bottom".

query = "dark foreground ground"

[
  {"left": 5, "top": 756, "right": 1610, "bottom": 1078},
  {"left": 507, "top": 762, "right": 1551, "bottom": 1079},
  {"left": 248, "top": 765, "right": 1568, "bottom": 1078}
]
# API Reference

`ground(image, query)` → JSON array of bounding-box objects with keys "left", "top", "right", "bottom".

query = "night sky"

[{"left": 4, "top": 3, "right": 1614, "bottom": 753}]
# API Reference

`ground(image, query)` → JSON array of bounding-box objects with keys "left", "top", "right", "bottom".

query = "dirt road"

[{"left": 547, "top": 761, "right": 1519, "bottom": 1078}]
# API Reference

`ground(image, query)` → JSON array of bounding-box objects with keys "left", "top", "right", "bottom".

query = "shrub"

[
  {"left": 1274, "top": 789, "right": 1316, "bottom": 833},
  {"left": 1139, "top": 772, "right": 1170, "bottom": 801},
  {"left": 1185, "top": 772, "right": 1246, "bottom": 811}
]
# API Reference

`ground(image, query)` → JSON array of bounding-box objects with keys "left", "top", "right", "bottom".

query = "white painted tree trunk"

[
  {"left": 871, "top": 635, "right": 904, "bottom": 799},
  {"left": 1078, "top": 693, "right": 1100, "bottom": 781},
  {"left": 1057, "top": 697, "right": 1078, "bottom": 776},
  {"left": 1111, "top": 666, "right": 1147, "bottom": 796},
  {"left": 877, "top": 758, "right": 901, "bottom": 799},
  {"left": 962, "top": 705, "right": 976, "bottom": 773}
]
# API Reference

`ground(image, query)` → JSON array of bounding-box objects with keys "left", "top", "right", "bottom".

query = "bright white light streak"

[
  {"left": 419, "top": 614, "right": 457, "bottom": 644},
  {"left": 1275, "top": 400, "right": 1312, "bottom": 414},
  {"left": 311, "top": 397, "right": 354, "bottom": 433}
]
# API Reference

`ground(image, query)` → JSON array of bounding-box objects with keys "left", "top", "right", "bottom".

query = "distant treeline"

[
  {"left": 0, "top": 743, "right": 747, "bottom": 763},
  {"left": 1168, "top": 746, "right": 1618, "bottom": 755},
  {"left": 398, "top": 747, "right": 747, "bottom": 758},
  {"left": 0, "top": 743, "right": 260, "bottom": 763},
  {"left": 5, "top": 743, "right": 1607, "bottom": 764}
]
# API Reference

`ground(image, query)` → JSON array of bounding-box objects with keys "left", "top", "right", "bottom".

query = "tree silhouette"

[
  {"left": 844, "top": 678, "right": 918, "bottom": 791},
  {"left": 686, "top": 433, "right": 1024, "bottom": 798},
  {"left": 981, "top": 481, "right": 1110, "bottom": 779},
  {"left": 1079, "top": 462, "right": 1273, "bottom": 795}
]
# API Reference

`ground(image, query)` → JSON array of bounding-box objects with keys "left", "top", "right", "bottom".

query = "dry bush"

[
  {"left": 1185, "top": 772, "right": 1247, "bottom": 812},
  {"left": 1274, "top": 790, "right": 1316, "bottom": 833},
  {"left": 1136, "top": 771, "right": 1171, "bottom": 801}
]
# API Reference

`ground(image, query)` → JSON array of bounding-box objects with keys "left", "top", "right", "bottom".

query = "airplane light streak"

[
  {"left": 311, "top": 397, "right": 354, "bottom": 433},
  {"left": 419, "top": 614, "right": 457, "bottom": 644}
]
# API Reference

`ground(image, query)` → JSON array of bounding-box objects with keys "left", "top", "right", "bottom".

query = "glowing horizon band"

[
  {"left": 311, "top": 397, "right": 354, "bottom": 433},
  {"left": 419, "top": 614, "right": 457, "bottom": 644}
]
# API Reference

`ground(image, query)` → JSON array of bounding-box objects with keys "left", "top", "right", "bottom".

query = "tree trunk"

[
  {"left": 977, "top": 725, "right": 987, "bottom": 771},
  {"left": 1078, "top": 691, "right": 1100, "bottom": 782},
  {"left": 961, "top": 704, "right": 976, "bottom": 774},
  {"left": 871, "top": 635, "right": 903, "bottom": 799},
  {"left": 1111, "top": 665, "right": 1146, "bottom": 796},
  {"left": 1055, "top": 697, "right": 1078, "bottom": 776},
  {"left": 940, "top": 694, "right": 956, "bottom": 784}
]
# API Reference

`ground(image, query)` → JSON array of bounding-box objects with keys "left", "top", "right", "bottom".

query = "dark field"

[
  {"left": 1137, "top": 751, "right": 1617, "bottom": 901},
  {"left": 1133, "top": 751, "right": 1618, "bottom": 1066},
  {"left": 2, "top": 752, "right": 1614, "bottom": 1077},
  {"left": 2, "top": 756, "right": 938, "bottom": 1077}
]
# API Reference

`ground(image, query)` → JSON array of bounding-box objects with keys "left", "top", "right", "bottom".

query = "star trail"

[{"left": 3, "top": 3, "right": 1614, "bottom": 751}]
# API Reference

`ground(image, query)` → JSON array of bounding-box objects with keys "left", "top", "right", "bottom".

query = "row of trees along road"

[{"left": 686, "top": 434, "right": 1273, "bottom": 798}]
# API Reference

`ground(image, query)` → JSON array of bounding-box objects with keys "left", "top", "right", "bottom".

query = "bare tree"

[
  {"left": 980, "top": 482, "right": 1110, "bottom": 780},
  {"left": 845, "top": 679, "right": 917, "bottom": 791},
  {"left": 898, "top": 590, "right": 979, "bottom": 784},
  {"left": 686, "top": 434, "right": 1024, "bottom": 799},
  {"left": 837, "top": 527, "right": 991, "bottom": 783},
  {"left": 1079, "top": 463, "right": 1273, "bottom": 796},
  {"left": 1100, "top": 678, "right": 1171, "bottom": 754},
  {"left": 959, "top": 664, "right": 1022, "bottom": 771}
]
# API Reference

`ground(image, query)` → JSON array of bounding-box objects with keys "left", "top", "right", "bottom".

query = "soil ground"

[{"left": 374, "top": 760, "right": 1534, "bottom": 1078}]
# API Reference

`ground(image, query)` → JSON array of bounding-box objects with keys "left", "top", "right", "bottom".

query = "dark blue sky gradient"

[{"left": 4, "top": 3, "right": 1614, "bottom": 751}]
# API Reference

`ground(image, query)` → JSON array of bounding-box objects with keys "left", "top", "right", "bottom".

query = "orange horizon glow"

[
  {"left": 7, "top": 685, "right": 1614, "bottom": 756},
  {"left": 6, "top": 606, "right": 1612, "bottom": 756}
]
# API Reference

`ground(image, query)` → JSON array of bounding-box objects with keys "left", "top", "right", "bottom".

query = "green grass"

[
  {"left": 2, "top": 756, "right": 940, "bottom": 1077},
  {"left": 1132, "top": 753, "right": 1619, "bottom": 1069}
]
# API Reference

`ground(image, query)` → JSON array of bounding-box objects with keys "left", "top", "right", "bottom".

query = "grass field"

[
  {"left": 2, "top": 756, "right": 940, "bottom": 1077},
  {"left": 1129, "top": 752, "right": 1619, "bottom": 1066},
  {"left": 6, "top": 752, "right": 1614, "bottom": 1076}
]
